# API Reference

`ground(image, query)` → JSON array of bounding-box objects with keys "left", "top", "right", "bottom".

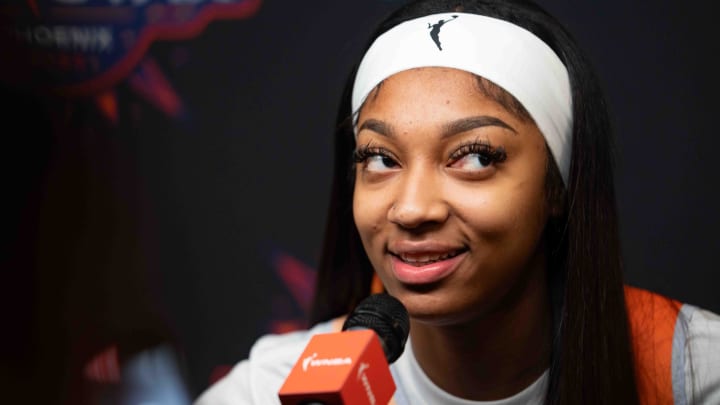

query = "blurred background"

[{"left": 1, "top": 0, "right": 718, "bottom": 403}]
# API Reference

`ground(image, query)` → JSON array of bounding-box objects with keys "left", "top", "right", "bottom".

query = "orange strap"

[
  {"left": 625, "top": 285, "right": 682, "bottom": 404},
  {"left": 371, "top": 273, "right": 385, "bottom": 294}
]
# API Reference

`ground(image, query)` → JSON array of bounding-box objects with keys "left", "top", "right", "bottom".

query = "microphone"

[{"left": 278, "top": 293, "right": 410, "bottom": 405}]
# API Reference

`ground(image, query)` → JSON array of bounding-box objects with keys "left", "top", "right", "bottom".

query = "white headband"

[{"left": 351, "top": 12, "right": 573, "bottom": 185}]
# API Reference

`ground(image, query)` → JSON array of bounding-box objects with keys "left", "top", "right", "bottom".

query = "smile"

[
  {"left": 396, "top": 250, "right": 464, "bottom": 266},
  {"left": 390, "top": 249, "right": 468, "bottom": 284}
]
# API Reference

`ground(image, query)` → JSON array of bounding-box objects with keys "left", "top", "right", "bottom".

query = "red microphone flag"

[{"left": 278, "top": 329, "right": 396, "bottom": 405}]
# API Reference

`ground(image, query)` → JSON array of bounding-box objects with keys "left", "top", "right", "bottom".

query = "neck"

[{"left": 409, "top": 259, "right": 552, "bottom": 401}]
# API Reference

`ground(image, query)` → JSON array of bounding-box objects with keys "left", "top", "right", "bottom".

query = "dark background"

[{"left": 2, "top": 0, "right": 718, "bottom": 403}]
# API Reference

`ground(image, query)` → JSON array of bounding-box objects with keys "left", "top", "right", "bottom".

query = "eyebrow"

[
  {"left": 441, "top": 116, "right": 517, "bottom": 138},
  {"left": 357, "top": 115, "right": 517, "bottom": 139}
]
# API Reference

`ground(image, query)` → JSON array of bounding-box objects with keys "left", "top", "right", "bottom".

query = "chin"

[{"left": 391, "top": 289, "right": 469, "bottom": 325}]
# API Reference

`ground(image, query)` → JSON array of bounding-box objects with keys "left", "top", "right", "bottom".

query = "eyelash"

[
  {"left": 449, "top": 140, "right": 507, "bottom": 166},
  {"left": 353, "top": 144, "right": 397, "bottom": 165},
  {"left": 352, "top": 140, "right": 507, "bottom": 168}
]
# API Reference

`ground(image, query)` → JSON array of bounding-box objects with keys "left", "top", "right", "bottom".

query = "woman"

[{"left": 196, "top": 0, "right": 720, "bottom": 403}]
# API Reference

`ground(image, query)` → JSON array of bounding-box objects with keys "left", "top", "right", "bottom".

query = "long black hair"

[{"left": 310, "top": 1, "right": 639, "bottom": 404}]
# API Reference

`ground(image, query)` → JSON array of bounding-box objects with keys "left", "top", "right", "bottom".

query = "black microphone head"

[{"left": 342, "top": 293, "right": 410, "bottom": 364}]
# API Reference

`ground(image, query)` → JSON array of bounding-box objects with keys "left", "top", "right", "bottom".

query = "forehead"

[
  {"left": 381, "top": 67, "right": 477, "bottom": 92},
  {"left": 355, "top": 67, "right": 548, "bottom": 148},
  {"left": 359, "top": 68, "right": 516, "bottom": 123}
]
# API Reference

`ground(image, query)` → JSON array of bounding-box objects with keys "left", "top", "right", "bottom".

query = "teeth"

[{"left": 399, "top": 251, "right": 458, "bottom": 264}]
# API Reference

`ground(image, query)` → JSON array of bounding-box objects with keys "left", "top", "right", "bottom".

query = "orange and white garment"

[
  {"left": 194, "top": 286, "right": 720, "bottom": 404},
  {"left": 626, "top": 285, "right": 720, "bottom": 404}
]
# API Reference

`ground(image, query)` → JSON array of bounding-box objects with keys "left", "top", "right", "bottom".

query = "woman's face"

[{"left": 353, "top": 67, "right": 552, "bottom": 325}]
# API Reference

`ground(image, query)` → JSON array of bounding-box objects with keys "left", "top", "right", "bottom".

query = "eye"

[
  {"left": 449, "top": 141, "right": 506, "bottom": 172},
  {"left": 353, "top": 145, "right": 399, "bottom": 173},
  {"left": 366, "top": 155, "right": 399, "bottom": 171}
]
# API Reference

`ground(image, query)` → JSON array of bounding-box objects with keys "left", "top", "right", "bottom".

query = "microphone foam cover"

[{"left": 342, "top": 293, "right": 410, "bottom": 364}]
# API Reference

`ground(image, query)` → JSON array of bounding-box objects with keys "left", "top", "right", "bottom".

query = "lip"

[{"left": 389, "top": 247, "right": 467, "bottom": 285}]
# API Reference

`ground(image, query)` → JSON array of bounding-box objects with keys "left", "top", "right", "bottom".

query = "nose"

[{"left": 387, "top": 167, "right": 449, "bottom": 229}]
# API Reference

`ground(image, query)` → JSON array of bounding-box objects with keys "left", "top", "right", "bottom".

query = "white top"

[
  {"left": 392, "top": 338, "right": 546, "bottom": 405},
  {"left": 194, "top": 304, "right": 720, "bottom": 404}
]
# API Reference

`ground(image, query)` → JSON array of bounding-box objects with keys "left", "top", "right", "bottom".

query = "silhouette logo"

[{"left": 427, "top": 15, "right": 459, "bottom": 50}]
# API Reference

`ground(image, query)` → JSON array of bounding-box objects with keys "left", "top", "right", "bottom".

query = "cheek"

[
  {"left": 352, "top": 184, "right": 387, "bottom": 243},
  {"left": 450, "top": 182, "right": 548, "bottom": 240},
  {"left": 452, "top": 194, "right": 509, "bottom": 238}
]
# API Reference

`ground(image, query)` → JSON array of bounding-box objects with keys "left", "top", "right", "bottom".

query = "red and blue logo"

[{"left": 0, "top": 0, "right": 262, "bottom": 96}]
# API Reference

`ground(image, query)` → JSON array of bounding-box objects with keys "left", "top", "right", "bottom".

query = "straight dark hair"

[{"left": 310, "top": 1, "right": 639, "bottom": 404}]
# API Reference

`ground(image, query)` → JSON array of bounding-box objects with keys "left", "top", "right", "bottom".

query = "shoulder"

[
  {"left": 674, "top": 304, "right": 720, "bottom": 404},
  {"left": 193, "top": 319, "right": 341, "bottom": 405},
  {"left": 624, "top": 285, "right": 720, "bottom": 404},
  {"left": 624, "top": 284, "right": 720, "bottom": 343}
]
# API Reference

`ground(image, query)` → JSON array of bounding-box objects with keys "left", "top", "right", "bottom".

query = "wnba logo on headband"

[{"left": 427, "top": 14, "right": 458, "bottom": 50}]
